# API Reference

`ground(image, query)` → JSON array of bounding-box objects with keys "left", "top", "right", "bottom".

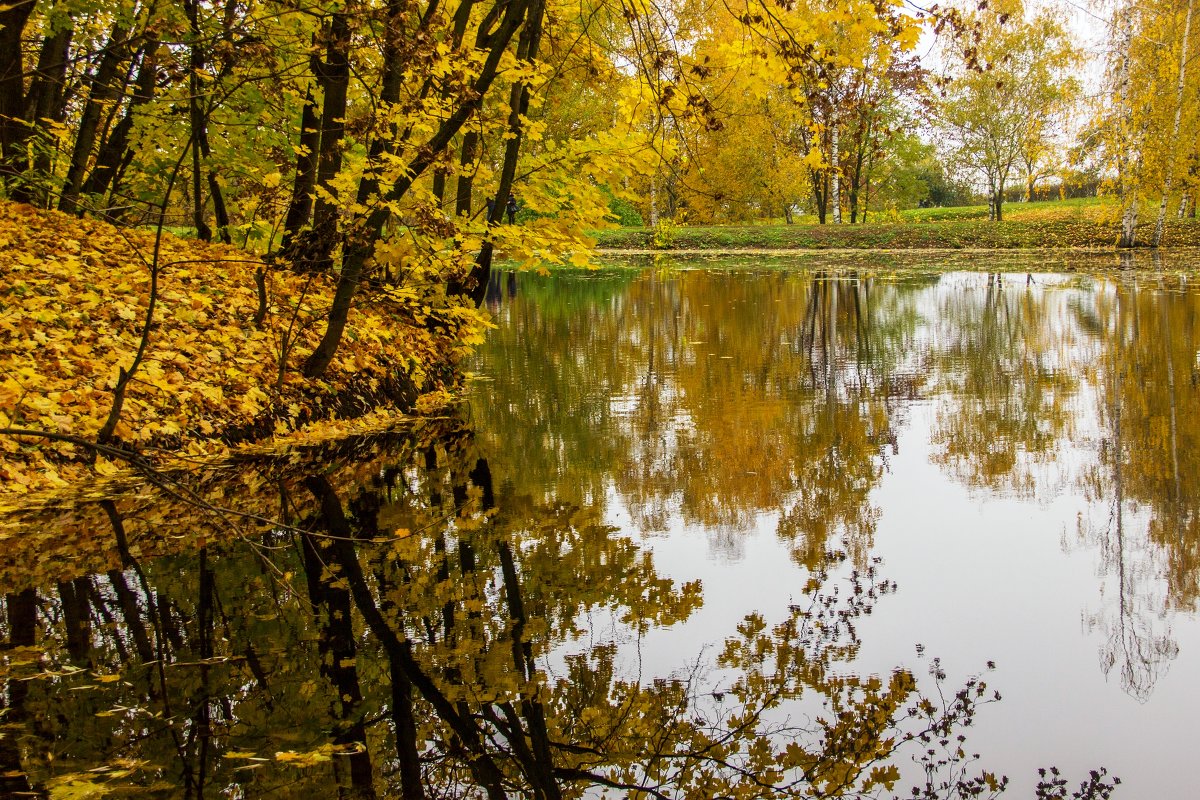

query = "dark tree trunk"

[
  {"left": 305, "top": 476, "right": 412, "bottom": 798},
  {"left": 431, "top": 0, "right": 475, "bottom": 213},
  {"left": 58, "top": 579, "right": 93, "bottom": 667},
  {"left": 13, "top": 22, "right": 74, "bottom": 205},
  {"left": 810, "top": 168, "right": 829, "bottom": 225},
  {"left": 280, "top": 85, "right": 322, "bottom": 252},
  {"left": 27, "top": 24, "right": 74, "bottom": 130},
  {"left": 452, "top": 0, "right": 546, "bottom": 306},
  {"left": 815, "top": 186, "right": 827, "bottom": 224},
  {"left": 207, "top": 171, "right": 231, "bottom": 242},
  {"left": 432, "top": 169, "right": 446, "bottom": 205},
  {"left": 0, "top": 591, "right": 39, "bottom": 797},
  {"left": 353, "top": 0, "right": 407, "bottom": 204},
  {"left": 497, "top": 533, "right": 563, "bottom": 799},
  {"left": 0, "top": 0, "right": 36, "bottom": 193},
  {"left": 59, "top": 23, "right": 135, "bottom": 215},
  {"left": 300, "top": 531, "right": 376, "bottom": 797},
  {"left": 184, "top": 0, "right": 233, "bottom": 242},
  {"left": 455, "top": 131, "right": 479, "bottom": 217},
  {"left": 308, "top": 13, "right": 352, "bottom": 270},
  {"left": 845, "top": 115, "right": 870, "bottom": 225},
  {"left": 847, "top": 156, "right": 863, "bottom": 224},
  {"left": 80, "top": 41, "right": 158, "bottom": 211}
]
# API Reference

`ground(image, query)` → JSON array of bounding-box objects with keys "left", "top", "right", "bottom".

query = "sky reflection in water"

[{"left": 472, "top": 264, "right": 1200, "bottom": 797}]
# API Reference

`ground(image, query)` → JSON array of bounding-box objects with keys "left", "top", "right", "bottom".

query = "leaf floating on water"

[
  {"left": 47, "top": 776, "right": 114, "bottom": 799},
  {"left": 274, "top": 742, "right": 363, "bottom": 767}
]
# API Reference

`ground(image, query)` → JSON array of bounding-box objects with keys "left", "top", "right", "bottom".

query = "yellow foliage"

[{"left": 0, "top": 201, "right": 488, "bottom": 497}]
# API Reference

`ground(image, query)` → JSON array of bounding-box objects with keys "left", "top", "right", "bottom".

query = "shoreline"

[
  {"left": 0, "top": 201, "right": 481, "bottom": 499},
  {"left": 595, "top": 245, "right": 1200, "bottom": 256}
]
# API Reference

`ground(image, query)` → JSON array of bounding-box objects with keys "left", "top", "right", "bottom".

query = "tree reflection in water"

[
  {"left": 0, "top": 421, "right": 1062, "bottom": 799},
  {"left": 477, "top": 267, "right": 1200, "bottom": 705}
]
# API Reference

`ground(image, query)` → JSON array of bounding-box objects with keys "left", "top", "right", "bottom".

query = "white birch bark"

[
  {"left": 830, "top": 121, "right": 842, "bottom": 224},
  {"left": 1154, "top": 0, "right": 1193, "bottom": 247},
  {"left": 1116, "top": 5, "right": 1140, "bottom": 247}
]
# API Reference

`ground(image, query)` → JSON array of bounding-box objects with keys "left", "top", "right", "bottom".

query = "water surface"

[
  {"left": 471, "top": 264, "right": 1200, "bottom": 796},
  {"left": 2, "top": 259, "right": 1198, "bottom": 797}
]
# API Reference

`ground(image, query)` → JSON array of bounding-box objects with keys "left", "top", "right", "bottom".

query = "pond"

[{"left": 2, "top": 257, "right": 1197, "bottom": 798}]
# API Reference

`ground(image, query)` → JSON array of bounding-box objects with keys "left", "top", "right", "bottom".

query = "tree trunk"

[
  {"left": 1154, "top": 0, "right": 1193, "bottom": 248},
  {"left": 432, "top": 0, "right": 476, "bottom": 214},
  {"left": 302, "top": 480, "right": 380, "bottom": 799},
  {"left": 307, "top": 472, "right": 495, "bottom": 799},
  {"left": 80, "top": 41, "right": 159, "bottom": 212},
  {"left": 455, "top": 131, "right": 479, "bottom": 217},
  {"left": 59, "top": 22, "right": 135, "bottom": 215},
  {"left": 498, "top": 538, "right": 563, "bottom": 800},
  {"left": 58, "top": 579, "right": 93, "bottom": 666},
  {"left": 0, "top": 0, "right": 37, "bottom": 194},
  {"left": 280, "top": 84, "right": 322, "bottom": 252},
  {"left": 309, "top": 13, "right": 353, "bottom": 270},
  {"left": 847, "top": 125, "right": 867, "bottom": 224},
  {"left": 207, "top": 171, "right": 231, "bottom": 243},
  {"left": 830, "top": 121, "right": 841, "bottom": 224},
  {"left": 453, "top": 0, "right": 546, "bottom": 306},
  {"left": 12, "top": 22, "right": 75, "bottom": 205},
  {"left": 0, "top": 591, "right": 38, "bottom": 796},
  {"left": 185, "top": 0, "right": 233, "bottom": 243},
  {"left": 1116, "top": 6, "right": 1141, "bottom": 249},
  {"left": 1120, "top": 202, "right": 1138, "bottom": 248},
  {"left": 811, "top": 170, "right": 827, "bottom": 224}
]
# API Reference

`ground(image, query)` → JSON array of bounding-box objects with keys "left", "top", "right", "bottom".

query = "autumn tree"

[
  {"left": 934, "top": 0, "right": 1080, "bottom": 221},
  {"left": 608, "top": 0, "right": 927, "bottom": 224},
  {"left": 1101, "top": 0, "right": 1200, "bottom": 246},
  {"left": 0, "top": 0, "right": 666, "bottom": 395}
]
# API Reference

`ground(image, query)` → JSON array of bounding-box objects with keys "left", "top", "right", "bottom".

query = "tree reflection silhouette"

[{"left": 0, "top": 421, "right": 1017, "bottom": 798}]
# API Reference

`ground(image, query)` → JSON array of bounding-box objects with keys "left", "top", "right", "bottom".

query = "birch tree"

[
  {"left": 1104, "top": 0, "right": 1200, "bottom": 247},
  {"left": 935, "top": 0, "right": 1079, "bottom": 221}
]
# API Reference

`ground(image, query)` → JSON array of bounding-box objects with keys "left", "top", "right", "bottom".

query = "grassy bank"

[
  {"left": 0, "top": 201, "right": 483, "bottom": 499},
  {"left": 594, "top": 197, "right": 1200, "bottom": 250}
]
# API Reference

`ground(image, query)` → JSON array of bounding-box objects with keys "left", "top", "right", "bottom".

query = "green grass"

[
  {"left": 587, "top": 248, "right": 1200, "bottom": 274},
  {"left": 894, "top": 196, "right": 1121, "bottom": 223},
  {"left": 591, "top": 197, "right": 1200, "bottom": 251}
]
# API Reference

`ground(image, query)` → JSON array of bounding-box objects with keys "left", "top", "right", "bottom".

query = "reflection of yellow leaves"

[
  {"left": 275, "top": 743, "right": 362, "bottom": 766},
  {"left": 46, "top": 760, "right": 148, "bottom": 798},
  {"left": 48, "top": 776, "right": 114, "bottom": 799}
]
